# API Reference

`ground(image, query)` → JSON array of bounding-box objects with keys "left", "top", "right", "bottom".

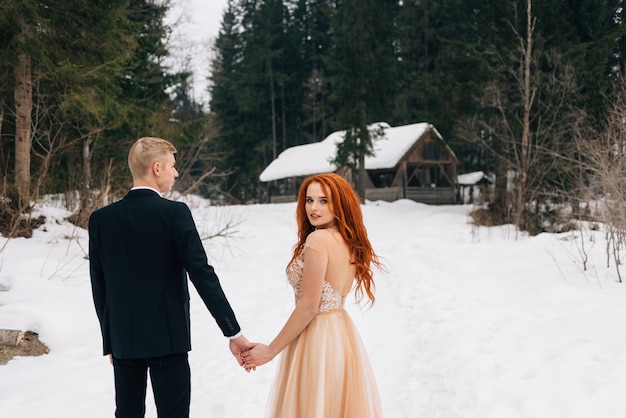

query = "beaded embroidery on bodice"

[{"left": 286, "top": 252, "right": 346, "bottom": 313}]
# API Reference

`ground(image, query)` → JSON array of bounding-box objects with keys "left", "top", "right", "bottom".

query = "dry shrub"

[{"left": 469, "top": 207, "right": 496, "bottom": 227}]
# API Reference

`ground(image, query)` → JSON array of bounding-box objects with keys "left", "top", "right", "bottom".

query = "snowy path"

[{"left": 0, "top": 199, "right": 625, "bottom": 417}]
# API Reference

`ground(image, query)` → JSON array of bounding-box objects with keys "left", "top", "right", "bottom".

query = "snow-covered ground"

[{"left": 1, "top": 195, "right": 625, "bottom": 417}]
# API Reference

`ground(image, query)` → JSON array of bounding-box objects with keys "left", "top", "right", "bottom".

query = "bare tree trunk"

[
  {"left": 0, "top": 100, "right": 4, "bottom": 142},
  {"left": 268, "top": 60, "right": 277, "bottom": 160},
  {"left": 281, "top": 81, "right": 287, "bottom": 150},
  {"left": 79, "top": 135, "right": 93, "bottom": 216},
  {"left": 458, "top": 0, "right": 583, "bottom": 234},
  {"left": 515, "top": 0, "right": 537, "bottom": 230},
  {"left": 493, "top": 152, "right": 509, "bottom": 220},
  {"left": 357, "top": 149, "right": 366, "bottom": 201},
  {"left": 14, "top": 52, "right": 32, "bottom": 206},
  {"left": 0, "top": 100, "right": 4, "bottom": 192},
  {"left": 83, "top": 135, "right": 93, "bottom": 192}
]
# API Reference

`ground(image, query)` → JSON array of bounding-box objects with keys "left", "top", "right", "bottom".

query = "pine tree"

[
  {"left": 0, "top": 0, "right": 190, "bottom": 219},
  {"left": 533, "top": 0, "right": 624, "bottom": 124},
  {"left": 327, "top": 0, "right": 398, "bottom": 197},
  {"left": 291, "top": 0, "right": 334, "bottom": 144},
  {"left": 211, "top": 0, "right": 300, "bottom": 202}
]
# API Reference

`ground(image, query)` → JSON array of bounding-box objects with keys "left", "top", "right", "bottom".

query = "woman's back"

[
  {"left": 318, "top": 228, "right": 355, "bottom": 296},
  {"left": 287, "top": 228, "right": 355, "bottom": 312}
]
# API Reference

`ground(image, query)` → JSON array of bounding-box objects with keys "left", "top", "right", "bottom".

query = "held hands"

[
  {"left": 229, "top": 335, "right": 275, "bottom": 372},
  {"left": 229, "top": 335, "right": 253, "bottom": 371},
  {"left": 240, "top": 343, "right": 275, "bottom": 372}
]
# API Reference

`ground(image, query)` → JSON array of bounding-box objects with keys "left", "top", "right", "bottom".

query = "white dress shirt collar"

[{"left": 131, "top": 186, "right": 162, "bottom": 197}]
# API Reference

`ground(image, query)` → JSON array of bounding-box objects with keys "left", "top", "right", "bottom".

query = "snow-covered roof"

[
  {"left": 457, "top": 171, "right": 493, "bottom": 186},
  {"left": 259, "top": 122, "right": 441, "bottom": 182}
]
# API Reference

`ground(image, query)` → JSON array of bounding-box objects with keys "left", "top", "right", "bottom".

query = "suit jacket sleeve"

[
  {"left": 88, "top": 211, "right": 112, "bottom": 355},
  {"left": 173, "top": 202, "right": 241, "bottom": 337}
]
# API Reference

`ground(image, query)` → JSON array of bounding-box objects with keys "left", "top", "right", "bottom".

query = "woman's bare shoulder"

[{"left": 304, "top": 229, "right": 337, "bottom": 250}]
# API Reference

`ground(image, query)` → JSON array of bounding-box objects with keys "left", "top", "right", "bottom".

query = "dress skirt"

[{"left": 265, "top": 309, "right": 383, "bottom": 418}]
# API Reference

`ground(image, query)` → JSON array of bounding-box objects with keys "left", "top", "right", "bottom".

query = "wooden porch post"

[{"left": 402, "top": 161, "right": 407, "bottom": 199}]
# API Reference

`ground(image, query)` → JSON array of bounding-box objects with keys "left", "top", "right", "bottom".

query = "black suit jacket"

[{"left": 88, "top": 189, "right": 240, "bottom": 359}]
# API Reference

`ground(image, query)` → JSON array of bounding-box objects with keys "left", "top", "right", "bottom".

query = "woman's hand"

[{"left": 240, "top": 343, "right": 275, "bottom": 372}]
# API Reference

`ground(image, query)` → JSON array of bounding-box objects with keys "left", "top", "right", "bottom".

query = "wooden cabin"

[{"left": 259, "top": 122, "right": 458, "bottom": 204}]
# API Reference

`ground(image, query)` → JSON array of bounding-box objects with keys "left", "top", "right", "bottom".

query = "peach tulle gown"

[{"left": 265, "top": 239, "right": 383, "bottom": 418}]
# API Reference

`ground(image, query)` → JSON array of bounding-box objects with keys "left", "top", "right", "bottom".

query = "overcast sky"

[{"left": 165, "top": 0, "right": 228, "bottom": 106}]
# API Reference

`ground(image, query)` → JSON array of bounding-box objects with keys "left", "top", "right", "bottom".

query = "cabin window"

[
  {"left": 406, "top": 165, "right": 451, "bottom": 187},
  {"left": 422, "top": 141, "right": 448, "bottom": 161},
  {"left": 406, "top": 165, "right": 425, "bottom": 186},
  {"left": 369, "top": 170, "right": 396, "bottom": 187}
]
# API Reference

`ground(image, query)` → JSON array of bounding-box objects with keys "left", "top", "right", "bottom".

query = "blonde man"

[{"left": 89, "top": 137, "right": 249, "bottom": 417}]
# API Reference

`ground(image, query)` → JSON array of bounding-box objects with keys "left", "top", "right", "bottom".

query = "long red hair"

[{"left": 288, "top": 173, "right": 383, "bottom": 305}]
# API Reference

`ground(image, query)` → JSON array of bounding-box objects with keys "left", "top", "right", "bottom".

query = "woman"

[{"left": 242, "top": 172, "right": 384, "bottom": 417}]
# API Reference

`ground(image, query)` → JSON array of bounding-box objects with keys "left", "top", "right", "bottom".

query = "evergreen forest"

[{"left": 2, "top": 0, "right": 626, "bottom": 236}]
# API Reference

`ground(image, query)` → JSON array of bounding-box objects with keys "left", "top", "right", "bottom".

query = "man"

[{"left": 89, "top": 137, "right": 249, "bottom": 417}]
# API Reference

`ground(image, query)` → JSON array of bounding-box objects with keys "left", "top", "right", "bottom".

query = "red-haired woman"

[{"left": 242, "top": 172, "right": 384, "bottom": 417}]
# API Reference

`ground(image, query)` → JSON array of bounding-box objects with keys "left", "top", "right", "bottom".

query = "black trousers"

[{"left": 112, "top": 352, "right": 191, "bottom": 418}]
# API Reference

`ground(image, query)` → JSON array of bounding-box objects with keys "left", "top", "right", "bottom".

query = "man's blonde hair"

[{"left": 128, "top": 137, "right": 177, "bottom": 179}]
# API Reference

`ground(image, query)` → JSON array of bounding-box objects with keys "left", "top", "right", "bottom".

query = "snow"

[
  {"left": 1, "top": 194, "right": 626, "bottom": 417},
  {"left": 457, "top": 171, "right": 493, "bottom": 186},
  {"left": 259, "top": 122, "right": 438, "bottom": 182},
  {"left": 259, "top": 131, "right": 340, "bottom": 182},
  {"left": 367, "top": 122, "right": 435, "bottom": 170}
]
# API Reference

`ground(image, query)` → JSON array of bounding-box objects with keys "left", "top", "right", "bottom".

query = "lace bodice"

[{"left": 286, "top": 252, "right": 346, "bottom": 313}]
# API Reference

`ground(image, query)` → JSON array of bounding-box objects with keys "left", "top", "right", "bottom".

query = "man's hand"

[{"left": 229, "top": 335, "right": 252, "bottom": 369}]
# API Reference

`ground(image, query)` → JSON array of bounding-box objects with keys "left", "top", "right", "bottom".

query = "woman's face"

[{"left": 305, "top": 181, "right": 335, "bottom": 229}]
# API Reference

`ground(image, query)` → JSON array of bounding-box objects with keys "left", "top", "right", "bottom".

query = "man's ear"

[{"left": 152, "top": 161, "right": 161, "bottom": 175}]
